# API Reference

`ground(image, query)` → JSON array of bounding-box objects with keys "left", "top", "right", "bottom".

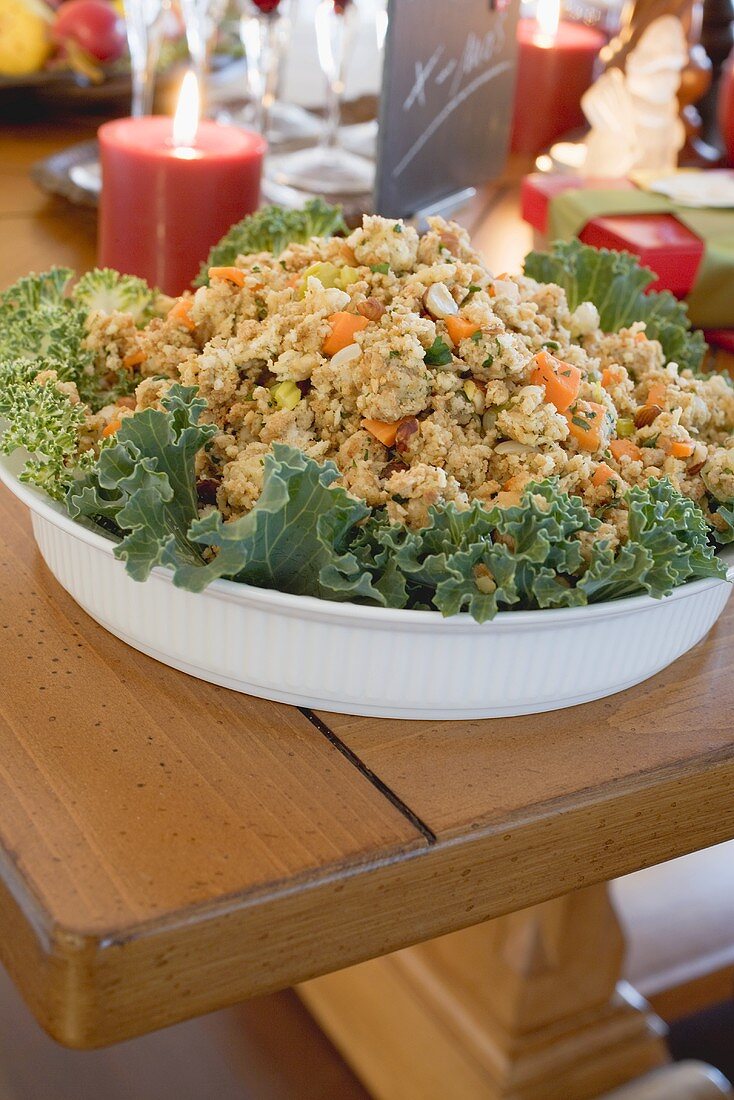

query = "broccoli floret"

[{"left": 72, "top": 269, "right": 156, "bottom": 325}]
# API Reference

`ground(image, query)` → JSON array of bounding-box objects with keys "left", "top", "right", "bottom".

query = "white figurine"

[
  {"left": 582, "top": 15, "right": 687, "bottom": 175},
  {"left": 583, "top": 68, "right": 641, "bottom": 175}
]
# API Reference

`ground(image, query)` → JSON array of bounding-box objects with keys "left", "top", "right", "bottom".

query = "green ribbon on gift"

[{"left": 548, "top": 188, "right": 734, "bottom": 329}]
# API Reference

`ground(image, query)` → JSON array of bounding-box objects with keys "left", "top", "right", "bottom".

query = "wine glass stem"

[
  {"left": 315, "top": 1, "right": 353, "bottom": 151},
  {"left": 131, "top": 69, "right": 145, "bottom": 117},
  {"left": 126, "top": 5, "right": 162, "bottom": 117},
  {"left": 143, "top": 32, "right": 162, "bottom": 113},
  {"left": 260, "top": 15, "right": 282, "bottom": 137},
  {"left": 242, "top": 10, "right": 287, "bottom": 137},
  {"left": 323, "top": 74, "right": 342, "bottom": 148}
]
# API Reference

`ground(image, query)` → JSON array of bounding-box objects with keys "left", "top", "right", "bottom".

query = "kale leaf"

[
  {"left": 64, "top": 421, "right": 729, "bottom": 621},
  {"left": 524, "top": 240, "right": 707, "bottom": 374},
  {"left": 178, "top": 445, "right": 372, "bottom": 597},
  {"left": 0, "top": 358, "right": 89, "bottom": 499},
  {"left": 68, "top": 386, "right": 218, "bottom": 579}
]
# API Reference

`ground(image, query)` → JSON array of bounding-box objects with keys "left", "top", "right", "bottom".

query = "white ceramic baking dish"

[{"left": 2, "top": 452, "right": 732, "bottom": 720}]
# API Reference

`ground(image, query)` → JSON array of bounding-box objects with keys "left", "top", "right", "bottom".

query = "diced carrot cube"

[
  {"left": 592, "top": 462, "right": 616, "bottom": 487},
  {"left": 647, "top": 381, "right": 667, "bottom": 406},
  {"left": 531, "top": 350, "right": 581, "bottom": 413},
  {"left": 323, "top": 312, "right": 370, "bottom": 357},
  {"left": 445, "top": 316, "right": 480, "bottom": 345},
  {"left": 565, "top": 401, "right": 606, "bottom": 451},
  {"left": 361, "top": 418, "right": 401, "bottom": 447},
  {"left": 610, "top": 438, "right": 642, "bottom": 462},
  {"left": 663, "top": 438, "right": 695, "bottom": 458},
  {"left": 122, "top": 349, "right": 146, "bottom": 369},
  {"left": 208, "top": 266, "right": 246, "bottom": 287},
  {"left": 601, "top": 367, "right": 624, "bottom": 389},
  {"left": 167, "top": 297, "right": 195, "bottom": 331},
  {"left": 102, "top": 417, "right": 122, "bottom": 439}
]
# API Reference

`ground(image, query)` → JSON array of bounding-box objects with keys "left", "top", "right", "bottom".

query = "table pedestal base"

[{"left": 298, "top": 884, "right": 669, "bottom": 1100}]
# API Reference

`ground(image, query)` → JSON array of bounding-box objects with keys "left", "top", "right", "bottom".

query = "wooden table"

[{"left": 2, "top": 120, "right": 734, "bottom": 1100}]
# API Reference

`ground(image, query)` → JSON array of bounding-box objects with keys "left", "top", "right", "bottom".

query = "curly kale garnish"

[
  {"left": 0, "top": 268, "right": 91, "bottom": 373},
  {"left": 0, "top": 270, "right": 95, "bottom": 496},
  {"left": 0, "top": 267, "right": 158, "bottom": 409},
  {"left": 67, "top": 411, "right": 729, "bottom": 621},
  {"left": 72, "top": 268, "right": 156, "bottom": 325},
  {"left": 524, "top": 240, "right": 707, "bottom": 375},
  {"left": 0, "top": 266, "right": 166, "bottom": 498},
  {"left": 579, "top": 478, "right": 725, "bottom": 601},
  {"left": 195, "top": 199, "right": 347, "bottom": 287},
  {"left": 0, "top": 358, "right": 89, "bottom": 500},
  {"left": 68, "top": 386, "right": 217, "bottom": 579}
]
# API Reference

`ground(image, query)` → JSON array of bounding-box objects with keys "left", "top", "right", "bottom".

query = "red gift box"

[{"left": 521, "top": 174, "right": 705, "bottom": 297}]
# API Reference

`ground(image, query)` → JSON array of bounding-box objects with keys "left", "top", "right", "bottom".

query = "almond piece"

[
  {"left": 330, "top": 342, "right": 362, "bottom": 371},
  {"left": 383, "top": 459, "right": 409, "bottom": 479},
  {"left": 634, "top": 403, "right": 663, "bottom": 428},
  {"left": 438, "top": 230, "right": 462, "bottom": 256},
  {"left": 356, "top": 297, "right": 386, "bottom": 321},
  {"left": 424, "top": 283, "right": 458, "bottom": 319},
  {"left": 394, "top": 417, "right": 419, "bottom": 453}
]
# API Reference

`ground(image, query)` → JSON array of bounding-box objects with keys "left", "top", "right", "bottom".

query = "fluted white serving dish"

[{"left": 2, "top": 451, "right": 733, "bottom": 720}]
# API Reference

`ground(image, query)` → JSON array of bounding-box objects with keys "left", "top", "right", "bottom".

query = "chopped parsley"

[
  {"left": 543, "top": 340, "right": 560, "bottom": 350},
  {"left": 470, "top": 330, "right": 483, "bottom": 343},
  {"left": 393, "top": 224, "right": 403, "bottom": 234},
  {"left": 423, "top": 336, "right": 453, "bottom": 367},
  {"left": 370, "top": 263, "right": 390, "bottom": 275}
]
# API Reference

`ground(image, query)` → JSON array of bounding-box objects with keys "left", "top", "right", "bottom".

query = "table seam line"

[{"left": 299, "top": 709, "right": 437, "bottom": 845}]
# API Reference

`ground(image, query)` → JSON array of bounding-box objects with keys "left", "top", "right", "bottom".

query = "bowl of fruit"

[{"left": 0, "top": 0, "right": 235, "bottom": 115}]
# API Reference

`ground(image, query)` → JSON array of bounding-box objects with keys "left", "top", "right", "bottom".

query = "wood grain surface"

[
  {"left": 0, "top": 123, "right": 98, "bottom": 284},
  {"left": 315, "top": 605, "right": 734, "bottom": 841},
  {"left": 3, "top": 481, "right": 734, "bottom": 1048},
  {"left": 2, "top": 120, "right": 734, "bottom": 1051}
]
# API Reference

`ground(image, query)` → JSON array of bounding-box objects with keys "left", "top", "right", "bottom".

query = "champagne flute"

[
  {"left": 341, "top": 0, "right": 386, "bottom": 160},
  {"left": 219, "top": 0, "right": 322, "bottom": 144},
  {"left": 179, "top": 0, "right": 229, "bottom": 105},
  {"left": 124, "top": 0, "right": 167, "bottom": 117},
  {"left": 240, "top": 0, "right": 291, "bottom": 135},
  {"left": 70, "top": 0, "right": 166, "bottom": 201},
  {"left": 267, "top": 0, "right": 375, "bottom": 195}
]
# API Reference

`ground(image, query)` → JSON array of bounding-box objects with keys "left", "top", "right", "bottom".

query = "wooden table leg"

[{"left": 298, "top": 883, "right": 669, "bottom": 1100}]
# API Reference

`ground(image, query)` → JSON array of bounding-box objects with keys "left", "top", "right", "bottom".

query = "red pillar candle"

[
  {"left": 511, "top": 15, "right": 605, "bottom": 157},
  {"left": 99, "top": 88, "right": 266, "bottom": 295},
  {"left": 718, "top": 46, "right": 734, "bottom": 166}
]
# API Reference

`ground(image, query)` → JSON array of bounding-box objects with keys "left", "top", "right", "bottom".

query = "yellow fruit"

[{"left": 0, "top": 0, "right": 53, "bottom": 77}]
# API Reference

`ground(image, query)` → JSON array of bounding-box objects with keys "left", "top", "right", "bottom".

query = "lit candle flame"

[
  {"left": 536, "top": 0, "right": 560, "bottom": 45},
  {"left": 172, "top": 71, "right": 200, "bottom": 150}
]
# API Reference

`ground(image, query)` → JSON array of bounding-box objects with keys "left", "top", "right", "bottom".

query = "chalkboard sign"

[{"left": 375, "top": 0, "right": 519, "bottom": 219}]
